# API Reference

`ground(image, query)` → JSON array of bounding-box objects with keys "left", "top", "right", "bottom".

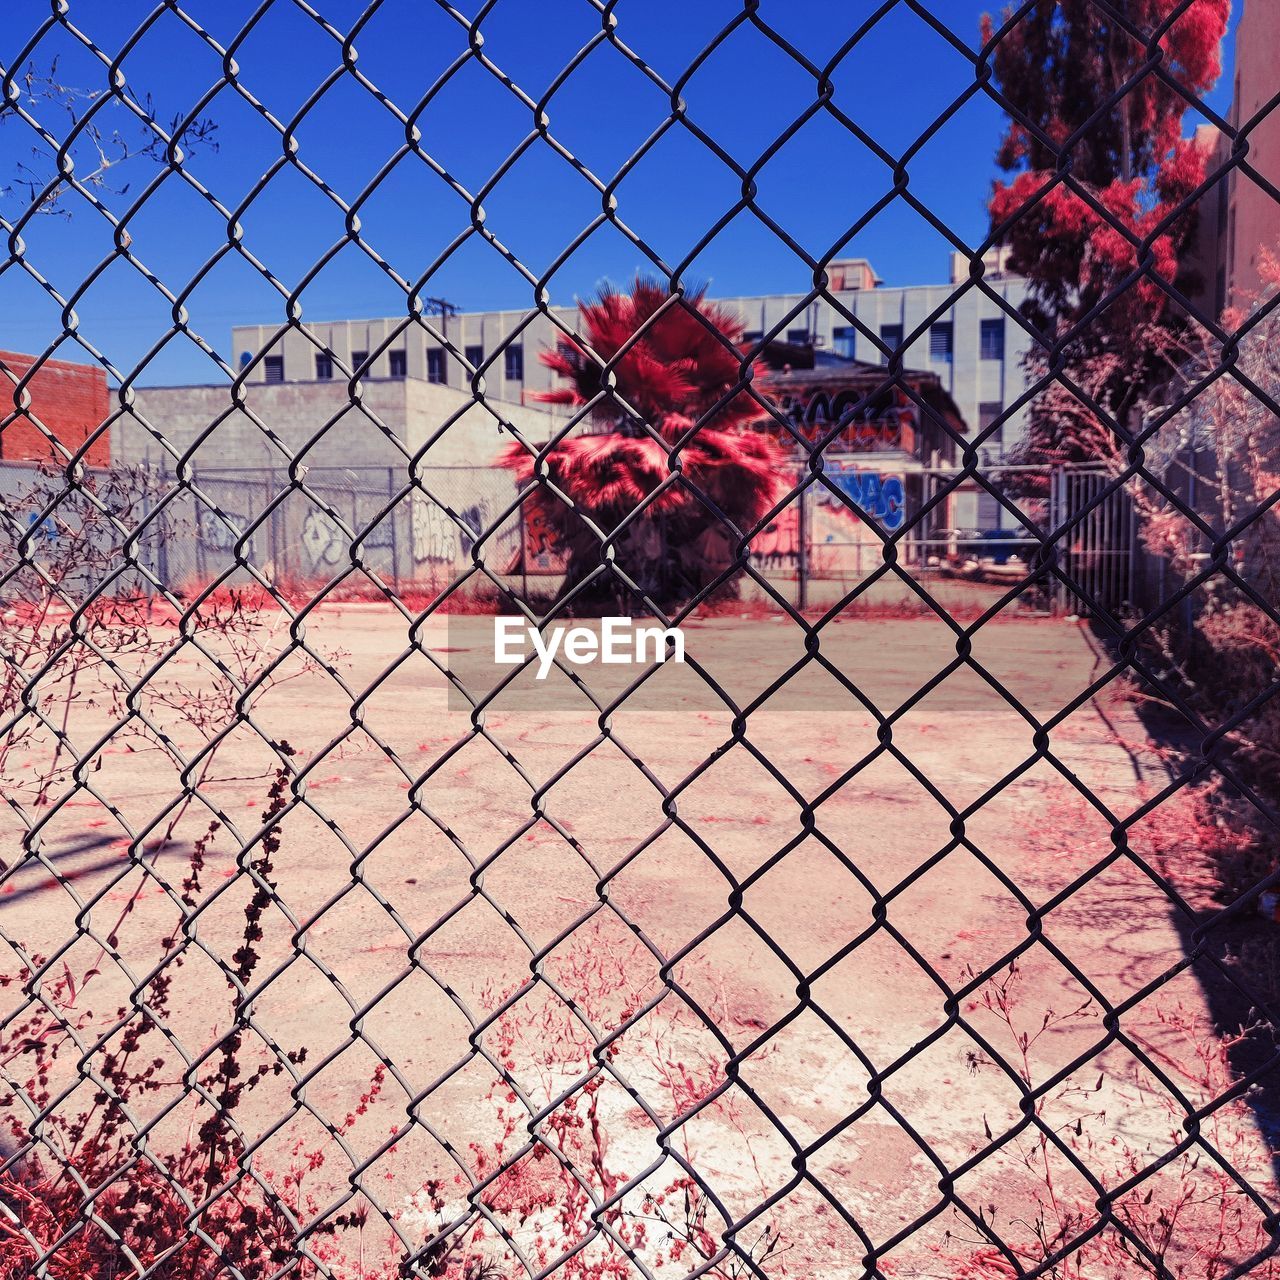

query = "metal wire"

[{"left": 0, "top": 2, "right": 1278, "bottom": 1278}]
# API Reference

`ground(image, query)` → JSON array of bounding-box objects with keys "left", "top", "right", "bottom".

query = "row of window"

[
  {"left": 260, "top": 347, "right": 1011, "bottom": 443},
  {"left": 258, "top": 317, "right": 1007, "bottom": 384},
  {"left": 261, "top": 346, "right": 526, "bottom": 384},
  {"left": 740, "top": 317, "right": 1006, "bottom": 364}
]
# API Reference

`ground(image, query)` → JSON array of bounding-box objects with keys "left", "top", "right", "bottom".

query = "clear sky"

[{"left": 0, "top": 0, "right": 1242, "bottom": 386}]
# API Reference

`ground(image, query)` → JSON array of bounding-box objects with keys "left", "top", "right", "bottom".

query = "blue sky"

[{"left": 0, "top": 0, "right": 1242, "bottom": 386}]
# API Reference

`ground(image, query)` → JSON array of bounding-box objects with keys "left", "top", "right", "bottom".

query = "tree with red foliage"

[
  {"left": 984, "top": 0, "right": 1230, "bottom": 470},
  {"left": 500, "top": 278, "right": 786, "bottom": 611}
]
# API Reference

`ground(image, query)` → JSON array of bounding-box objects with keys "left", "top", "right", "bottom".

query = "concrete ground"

[{"left": 1, "top": 607, "right": 1276, "bottom": 1277}]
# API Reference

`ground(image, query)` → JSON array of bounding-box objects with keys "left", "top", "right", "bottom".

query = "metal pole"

[
  {"left": 1049, "top": 466, "right": 1060, "bottom": 615},
  {"left": 194, "top": 463, "right": 207, "bottom": 590},
  {"left": 389, "top": 466, "right": 399, "bottom": 593},
  {"left": 796, "top": 481, "right": 808, "bottom": 612},
  {"left": 520, "top": 501, "right": 529, "bottom": 605},
  {"left": 139, "top": 460, "right": 153, "bottom": 612}
]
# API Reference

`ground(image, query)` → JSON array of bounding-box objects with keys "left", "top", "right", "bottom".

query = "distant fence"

[
  {"left": 169, "top": 463, "right": 528, "bottom": 597},
  {"left": 2, "top": 458, "right": 1154, "bottom": 616}
]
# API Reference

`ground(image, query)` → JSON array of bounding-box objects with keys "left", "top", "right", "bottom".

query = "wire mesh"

[{"left": 0, "top": 2, "right": 1278, "bottom": 1279}]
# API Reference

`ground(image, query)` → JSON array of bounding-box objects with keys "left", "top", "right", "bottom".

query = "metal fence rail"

[{"left": 0, "top": 3, "right": 1278, "bottom": 1280}]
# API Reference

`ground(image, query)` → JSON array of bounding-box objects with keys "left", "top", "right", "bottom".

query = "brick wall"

[{"left": 0, "top": 350, "right": 111, "bottom": 466}]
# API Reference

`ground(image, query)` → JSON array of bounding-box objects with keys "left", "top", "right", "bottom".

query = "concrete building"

[
  {"left": 118, "top": 374, "right": 562, "bottom": 470},
  {"left": 1191, "top": 0, "right": 1280, "bottom": 316},
  {"left": 231, "top": 251, "right": 1033, "bottom": 483},
  {"left": 1223, "top": 0, "right": 1280, "bottom": 309},
  {"left": 114, "top": 375, "right": 564, "bottom": 592},
  {"left": 748, "top": 345, "right": 969, "bottom": 577},
  {"left": 0, "top": 350, "right": 110, "bottom": 465}
]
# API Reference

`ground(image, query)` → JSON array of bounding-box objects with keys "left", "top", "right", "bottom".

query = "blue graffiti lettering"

[
  {"left": 860, "top": 473, "right": 882, "bottom": 517},
  {"left": 881, "top": 476, "right": 905, "bottom": 532},
  {"left": 833, "top": 472, "right": 863, "bottom": 508},
  {"left": 828, "top": 471, "right": 906, "bottom": 532}
]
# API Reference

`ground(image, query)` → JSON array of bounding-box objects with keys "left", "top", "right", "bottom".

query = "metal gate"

[{"left": 1048, "top": 466, "right": 1140, "bottom": 617}]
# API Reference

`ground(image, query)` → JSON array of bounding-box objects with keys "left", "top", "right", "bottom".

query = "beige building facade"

[{"left": 230, "top": 255, "right": 1032, "bottom": 467}]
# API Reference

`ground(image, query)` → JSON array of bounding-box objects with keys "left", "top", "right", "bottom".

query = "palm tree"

[{"left": 500, "top": 277, "right": 787, "bottom": 612}]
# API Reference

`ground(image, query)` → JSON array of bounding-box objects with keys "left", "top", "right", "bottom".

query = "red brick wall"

[{"left": 0, "top": 350, "right": 111, "bottom": 466}]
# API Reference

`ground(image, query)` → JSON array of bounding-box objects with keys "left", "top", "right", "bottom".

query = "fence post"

[
  {"left": 155, "top": 460, "right": 166, "bottom": 594},
  {"left": 388, "top": 466, "right": 400, "bottom": 593},
  {"left": 151, "top": 461, "right": 167, "bottom": 604},
  {"left": 193, "top": 463, "right": 207, "bottom": 590},
  {"left": 796, "top": 480, "right": 808, "bottom": 612},
  {"left": 1048, "top": 465, "right": 1061, "bottom": 615},
  {"left": 275, "top": 469, "right": 286, "bottom": 587},
  {"left": 136, "top": 460, "right": 151, "bottom": 613},
  {"left": 520, "top": 499, "right": 529, "bottom": 605}
]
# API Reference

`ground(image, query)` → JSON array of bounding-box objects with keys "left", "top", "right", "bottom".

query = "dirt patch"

[{"left": 2, "top": 610, "right": 1275, "bottom": 1276}]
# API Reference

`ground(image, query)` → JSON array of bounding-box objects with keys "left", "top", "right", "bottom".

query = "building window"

[
  {"left": 351, "top": 350, "right": 368, "bottom": 372},
  {"left": 832, "top": 325, "right": 856, "bottom": 359},
  {"left": 389, "top": 349, "right": 407, "bottom": 378},
  {"left": 263, "top": 355, "right": 284, "bottom": 383},
  {"left": 977, "top": 490, "right": 1001, "bottom": 528},
  {"left": 979, "top": 318, "right": 1005, "bottom": 361},
  {"left": 742, "top": 330, "right": 763, "bottom": 345},
  {"left": 465, "top": 344, "right": 484, "bottom": 368},
  {"left": 929, "top": 322, "right": 954, "bottom": 362},
  {"left": 504, "top": 345, "right": 524, "bottom": 382},
  {"left": 879, "top": 323, "right": 903, "bottom": 364},
  {"left": 315, "top": 353, "right": 333, "bottom": 380},
  {"left": 979, "top": 401, "right": 1005, "bottom": 448},
  {"left": 786, "top": 328, "right": 809, "bottom": 346},
  {"left": 426, "top": 348, "right": 446, "bottom": 384}
]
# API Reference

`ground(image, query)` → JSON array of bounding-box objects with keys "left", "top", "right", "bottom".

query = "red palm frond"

[
  {"left": 501, "top": 426, "right": 785, "bottom": 540},
  {"left": 532, "top": 275, "right": 762, "bottom": 430},
  {"left": 502, "top": 276, "right": 789, "bottom": 605}
]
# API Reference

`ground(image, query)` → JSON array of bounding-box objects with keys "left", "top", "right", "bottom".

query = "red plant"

[
  {"left": 0, "top": 758, "right": 317, "bottom": 1279},
  {"left": 1123, "top": 247, "right": 1280, "bottom": 906},
  {"left": 499, "top": 277, "right": 787, "bottom": 611},
  {"left": 983, "top": 0, "right": 1230, "bottom": 467},
  {"left": 0, "top": 813, "right": 781, "bottom": 1280},
  {"left": 945, "top": 961, "right": 1280, "bottom": 1279},
  {"left": 532, "top": 277, "right": 764, "bottom": 433}
]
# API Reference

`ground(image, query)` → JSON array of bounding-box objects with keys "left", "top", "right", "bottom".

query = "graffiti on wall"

[
  {"left": 361, "top": 518, "right": 394, "bottom": 550},
  {"left": 825, "top": 470, "right": 906, "bottom": 532},
  {"left": 411, "top": 493, "right": 521, "bottom": 570},
  {"left": 412, "top": 495, "right": 462, "bottom": 565},
  {"left": 522, "top": 507, "right": 569, "bottom": 574},
  {"left": 300, "top": 506, "right": 394, "bottom": 570},
  {"left": 769, "top": 387, "right": 918, "bottom": 453},
  {"left": 198, "top": 507, "right": 253, "bottom": 555},
  {"left": 751, "top": 512, "right": 801, "bottom": 571},
  {"left": 750, "top": 469, "right": 907, "bottom": 571},
  {"left": 25, "top": 511, "right": 57, "bottom": 543},
  {"left": 497, "top": 469, "right": 907, "bottom": 577},
  {"left": 301, "top": 508, "right": 345, "bottom": 568}
]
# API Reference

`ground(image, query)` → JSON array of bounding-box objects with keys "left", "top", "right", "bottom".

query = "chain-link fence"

[
  {"left": 1, "top": 2, "right": 1279, "bottom": 1279},
  {"left": 1, "top": 457, "right": 1145, "bottom": 613}
]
